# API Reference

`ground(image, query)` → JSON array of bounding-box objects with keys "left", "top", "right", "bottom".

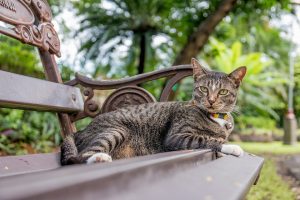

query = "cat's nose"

[{"left": 208, "top": 99, "right": 216, "bottom": 105}]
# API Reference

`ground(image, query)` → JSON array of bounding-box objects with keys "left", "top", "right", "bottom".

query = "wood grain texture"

[
  {"left": 0, "top": 70, "right": 83, "bottom": 112},
  {"left": 0, "top": 153, "right": 60, "bottom": 177}
]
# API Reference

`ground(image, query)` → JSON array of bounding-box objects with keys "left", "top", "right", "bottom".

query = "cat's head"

[{"left": 191, "top": 58, "right": 246, "bottom": 113}]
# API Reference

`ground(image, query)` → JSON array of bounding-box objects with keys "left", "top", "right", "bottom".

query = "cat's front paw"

[
  {"left": 86, "top": 153, "right": 112, "bottom": 164},
  {"left": 221, "top": 144, "right": 244, "bottom": 157}
]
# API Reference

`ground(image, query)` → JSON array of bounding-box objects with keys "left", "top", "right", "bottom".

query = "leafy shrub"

[
  {"left": 0, "top": 109, "right": 61, "bottom": 155},
  {"left": 236, "top": 116, "right": 276, "bottom": 130}
]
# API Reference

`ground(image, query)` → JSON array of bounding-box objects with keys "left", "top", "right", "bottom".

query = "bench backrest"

[
  {"left": 0, "top": 0, "right": 193, "bottom": 137},
  {"left": 0, "top": 0, "right": 83, "bottom": 136}
]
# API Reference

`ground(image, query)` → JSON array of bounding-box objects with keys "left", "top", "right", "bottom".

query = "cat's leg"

[
  {"left": 79, "top": 129, "right": 128, "bottom": 164},
  {"left": 165, "top": 133, "right": 244, "bottom": 157},
  {"left": 164, "top": 133, "right": 221, "bottom": 151}
]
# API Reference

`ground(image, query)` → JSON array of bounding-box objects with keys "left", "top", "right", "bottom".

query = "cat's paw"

[
  {"left": 86, "top": 153, "right": 112, "bottom": 164},
  {"left": 221, "top": 144, "right": 244, "bottom": 157}
]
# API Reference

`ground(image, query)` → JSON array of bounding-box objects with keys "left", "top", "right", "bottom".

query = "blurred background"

[{"left": 1, "top": 0, "right": 300, "bottom": 199}]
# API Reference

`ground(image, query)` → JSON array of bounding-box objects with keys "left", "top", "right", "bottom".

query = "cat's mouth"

[
  {"left": 207, "top": 107, "right": 219, "bottom": 113},
  {"left": 205, "top": 105, "right": 224, "bottom": 113},
  {"left": 205, "top": 105, "right": 234, "bottom": 114}
]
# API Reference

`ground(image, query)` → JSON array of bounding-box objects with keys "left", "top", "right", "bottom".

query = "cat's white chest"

[{"left": 209, "top": 115, "right": 229, "bottom": 127}]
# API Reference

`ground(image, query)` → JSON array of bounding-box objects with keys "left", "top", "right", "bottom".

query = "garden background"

[{"left": 1, "top": 0, "right": 300, "bottom": 199}]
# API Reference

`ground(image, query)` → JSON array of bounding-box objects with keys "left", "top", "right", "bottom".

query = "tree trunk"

[
  {"left": 138, "top": 33, "right": 146, "bottom": 74},
  {"left": 173, "top": 0, "right": 237, "bottom": 66},
  {"left": 166, "top": 0, "right": 237, "bottom": 100}
]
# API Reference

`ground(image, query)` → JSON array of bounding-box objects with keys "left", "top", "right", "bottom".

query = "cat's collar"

[
  {"left": 209, "top": 113, "right": 229, "bottom": 120},
  {"left": 209, "top": 113, "right": 232, "bottom": 129}
]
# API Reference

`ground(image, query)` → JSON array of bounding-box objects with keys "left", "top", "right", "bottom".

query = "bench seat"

[{"left": 0, "top": 150, "right": 263, "bottom": 200}]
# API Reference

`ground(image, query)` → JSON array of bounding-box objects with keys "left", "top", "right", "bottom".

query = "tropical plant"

[
  {"left": 0, "top": 36, "right": 44, "bottom": 78},
  {"left": 72, "top": 0, "right": 172, "bottom": 77},
  {"left": 0, "top": 109, "right": 61, "bottom": 155},
  {"left": 70, "top": 0, "right": 244, "bottom": 78}
]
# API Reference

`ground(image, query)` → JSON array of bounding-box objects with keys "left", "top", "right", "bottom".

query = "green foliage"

[
  {"left": 175, "top": 77, "right": 194, "bottom": 101},
  {"left": 294, "top": 57, "right": 300, "bottom": 118},
  {"left": 0, "top": 109, "right": 61, "bottom": 155},
  {"left": 247, "top": 158, "right": 296, "bottom": 200},
  {"left": 236, "top": 116, "right": 276, "bottom": 130},
  {"left": 60, "top": 65, "right": 76, "bottom": 81},
  {"left": 68, "top": 0, "right": 291, "bottom": 78},
  {"left": 0, "top": 36, "right": 44, "bottom": 78},
  {"left": 71, "top": 0, "right": 224, "bottom": 76},
  {"left": 72, "top": 0, "right": 179, "bottom": 76},
  {"left": 75, "top": 118, "right": 92, "bottom": 131},
  {"left": 235, "top": 142, "right": 300, "bottom": 155}
]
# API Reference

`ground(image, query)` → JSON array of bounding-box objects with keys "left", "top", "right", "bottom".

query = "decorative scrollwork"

[
  {"left": 40, "top": 22, "right": 60, "bottom": 55},
  {"left": 101, "top": 86, "right": 156, "bottom": 113},
  {"left": 31, "top": 0, "right": 52, "bottom": 22},
  {"left": 0, "top": 0, "right": 60, "bottom": 56},
  {"left": 13, "top": 22, "right": 60, "bottom": 56},
  {"left": 82, "top": 87, "right": 100, "bottom": 117}
]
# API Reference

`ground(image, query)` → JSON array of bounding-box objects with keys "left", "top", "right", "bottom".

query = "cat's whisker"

[
  {"left": 231, "top": 112, "right": 239, "bottom": 117},
  {"left": 232, "top": 107, "right": 241, "bottom": 115}
]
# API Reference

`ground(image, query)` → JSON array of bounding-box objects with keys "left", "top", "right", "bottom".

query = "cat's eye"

[
  {"left": 219, "top": 89, "right": 229, "bottom": 95},
  {"left": 199, "top": 86, "right": 208, "bottom": 93}
]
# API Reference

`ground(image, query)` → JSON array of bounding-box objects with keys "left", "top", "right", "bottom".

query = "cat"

[{"left": 61, "top": 58, "right": 246, "bottom": 165}]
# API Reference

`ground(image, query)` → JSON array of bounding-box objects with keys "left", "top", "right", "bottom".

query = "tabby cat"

[{"left": 61, "top": 58, "right": 246, "bottom": 165}]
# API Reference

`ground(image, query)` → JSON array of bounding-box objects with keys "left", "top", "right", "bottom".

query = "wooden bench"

[{"left": 0, "top": 1, "right": 264, "bottom": 200}]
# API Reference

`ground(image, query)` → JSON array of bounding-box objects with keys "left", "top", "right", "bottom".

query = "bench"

[{"left": 0, "top": 1, "right": 264, "bottom": 200}]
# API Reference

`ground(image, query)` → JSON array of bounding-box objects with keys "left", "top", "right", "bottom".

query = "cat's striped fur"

[{"left": 61, "top": 59, "right": 246, "bottom": 165}]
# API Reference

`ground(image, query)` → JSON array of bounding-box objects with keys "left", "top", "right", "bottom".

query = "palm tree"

[
  {"left": 71, "top": 0, "right": 240, "bottom": 77},
  {"left": 72, "top": 0, "right": 177, "bottom": 76}
]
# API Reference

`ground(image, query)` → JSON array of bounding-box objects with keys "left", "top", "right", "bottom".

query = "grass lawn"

[
  {"left": 247, "top": 158, "right": 296, "bottom": 200},
  {"left": 234, "top": 141, "right": 300, "bottom": 155},
  {"left": 232, "top": 142, "right": 300, "bottom": 200}
]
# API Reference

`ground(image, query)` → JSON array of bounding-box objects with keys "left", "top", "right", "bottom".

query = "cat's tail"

[{"left": 60, "top": 134, "right": 80, "bottom": 165}]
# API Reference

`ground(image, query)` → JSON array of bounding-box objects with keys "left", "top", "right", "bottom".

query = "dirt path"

[{"left": 276, "top": 155, "right": 300, "bottom": 200}]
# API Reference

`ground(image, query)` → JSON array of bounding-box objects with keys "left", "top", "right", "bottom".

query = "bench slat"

[
  {"left": 0, "top": 153, "right": 61, "bottom": 177},
  {"left": 0, "top": 70, "right": 83, "bottom": 112},
  {"left": 0, "top": 150, "right": 263, "bottom": 200}
]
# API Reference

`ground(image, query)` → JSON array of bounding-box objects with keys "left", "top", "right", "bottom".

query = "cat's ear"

[
  {"left": 191, "top": 58, "right": 208, "bottom": 79},
  {"left": 228, "top": 66, "right": 247, "bottom": 87}
]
